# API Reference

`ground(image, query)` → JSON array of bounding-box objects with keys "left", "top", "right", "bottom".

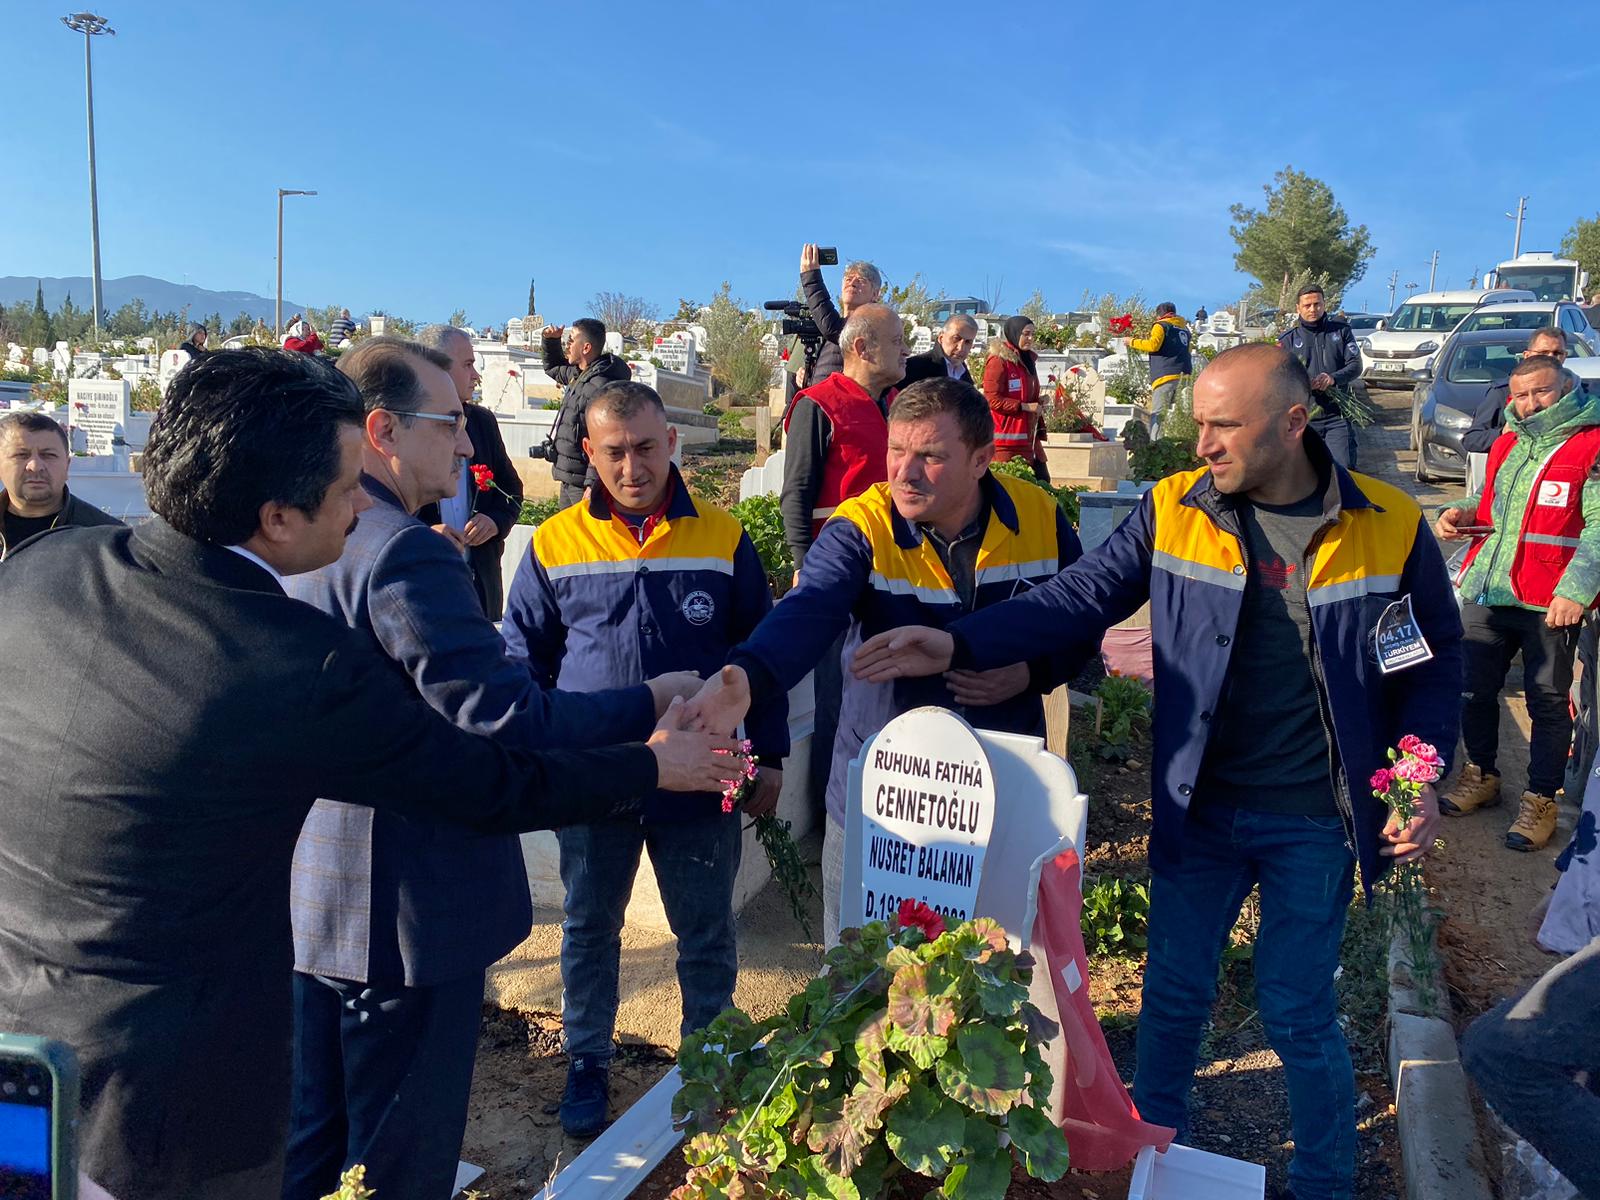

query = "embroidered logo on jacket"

[
  {"left": 682, "top": 590, "right": 715, "bottom": 625},
  {"left": 1538, "top": 480, "right": 1573, "bottom": 508}
]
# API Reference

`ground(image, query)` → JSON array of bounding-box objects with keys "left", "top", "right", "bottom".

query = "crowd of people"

[{"left": 0, "top": 248, "right": 1595, "bottom": 1200}]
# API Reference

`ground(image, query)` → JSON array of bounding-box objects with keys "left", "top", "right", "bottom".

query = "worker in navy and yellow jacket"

[
  {"left": 848, "top": 344, "right": 1462, "bottom": 1200},
  {"left": 500, "top": 381, "right": 788, "bottom": 1139},
  {"left": 707, "top": 376, "right": 1085, "bottom": 948}
]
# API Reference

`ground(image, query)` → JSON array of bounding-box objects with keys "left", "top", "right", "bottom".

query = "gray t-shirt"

[{"left": 1198, "top": 487, "right": 1339, "bottom": 816}]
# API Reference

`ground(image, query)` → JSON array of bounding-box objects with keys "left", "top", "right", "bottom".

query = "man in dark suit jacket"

[
  {"left": 414, "top": 324, "right": 525, "bottom": 619},
  {"left": 899, "top": 313, "right": 979, "bottom": 389},
  {"left": 280, "top": 339, "right": 701, "bottom": 1199},
  {"left": 0, "top": 349, "right": 738, "bottom": 1200}
]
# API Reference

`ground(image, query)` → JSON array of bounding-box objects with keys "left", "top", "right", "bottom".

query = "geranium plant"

[
  {"left": 670, "top": 905, "right": 1069, "bottom": 1199},
  {"left": 1370, "top": 735, "right": 1443, "bottom": 1011}
]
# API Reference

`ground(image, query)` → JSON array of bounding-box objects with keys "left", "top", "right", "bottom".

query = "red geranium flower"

[
  {"left": 896, "top": 899, "right": 946, "bottom": 941},
  {"left": 471, "top": 464, "right": 494, "bottom": 492}
]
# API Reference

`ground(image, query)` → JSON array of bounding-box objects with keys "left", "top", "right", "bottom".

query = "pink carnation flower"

[
  {"left": 1370, "top": 767, "right": 1394, "bottom": 793},
  {"left": 1393, "top": 757, "right": 1439, "bottom": 784},
  {"left": 1397, "top": 734, "right": 1422, "bottom": 755}
]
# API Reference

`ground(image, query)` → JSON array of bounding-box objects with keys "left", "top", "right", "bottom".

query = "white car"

[
  {"left": 1360, "top": 288, "right": 1535, "bottom": 388},
  {"left": 1452, "top": 299, "right": 1596, "bottom": 346}
]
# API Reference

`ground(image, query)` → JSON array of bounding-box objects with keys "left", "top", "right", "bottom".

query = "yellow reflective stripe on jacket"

[
  {"left": 834, "top": 477, "right": 1060, "bottom": 601},
  {"left": 533, "top": 494, "right": 745, "bottom": 573},
  {"left": 1149, "top": 467, "right": 1419, "bottom": 601}
]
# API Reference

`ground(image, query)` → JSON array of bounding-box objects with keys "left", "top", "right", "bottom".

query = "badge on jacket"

[
  {"left": 682, "top": 590, "right": 715, "bottom": 625},
  {"left": 1538, "top": 480, "right": 1573, "bottom": 508},
  {"left": 1372, "top": 594, "right": 1434, "bottom": 674}
]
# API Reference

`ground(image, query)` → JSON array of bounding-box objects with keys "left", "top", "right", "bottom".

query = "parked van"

[{"left": 1359, "top": 288, "right": 1535, "bottom": 387}]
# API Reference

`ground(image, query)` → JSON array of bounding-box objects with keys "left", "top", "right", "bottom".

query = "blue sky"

[{"left": 6, "top": 0, "right": 1598, "bottom": 325}]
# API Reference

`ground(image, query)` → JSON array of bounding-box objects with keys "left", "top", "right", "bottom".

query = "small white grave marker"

[
  {"left": 856, "top": 707, "right": 995, "bottom": 926},
  {"left": 67, "top": 378, "right": 131, "bottom": 455}
]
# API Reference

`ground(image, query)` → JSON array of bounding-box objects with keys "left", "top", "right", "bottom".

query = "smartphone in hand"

[
  {"left": 817, "top": 246, "right": 839, "bottom": 266},
  {"left": 0, "top": 1034, "right": 79, "bottom": 1199}
]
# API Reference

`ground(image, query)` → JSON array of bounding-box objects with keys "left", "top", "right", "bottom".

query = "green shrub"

[
  {"left": 730, "top": 492, "right": 793, "bottom": 589},
  {"left": 130, "top": 378, "right": 162, "bottom": 412},
  {"left": 1081, "top": 875, "right": 1151, "bottom": 957},
  {"left": 517, "top": 497, "right": 561, "bottom": 526},
  {"left": 672, "top": 914, "right": 1069, "bottom": 1198},
  {"left": 1095, "top": 673, "right": 1151, "bottom": 761}
]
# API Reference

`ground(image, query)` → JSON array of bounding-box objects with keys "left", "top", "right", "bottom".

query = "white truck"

[{"left": 1486, "top": 252, "right": 1591, "bottom": 302}]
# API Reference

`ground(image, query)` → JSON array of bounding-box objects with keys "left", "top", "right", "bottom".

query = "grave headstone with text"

[
  {"left": 67, "top": 378, "right": 131, "bottom": 456},
  {"left": 856, "top": 707, "right": 995, "bottom": 926},
  {"left": 369, "top": 315, "right": 387, "bottom": 337}
]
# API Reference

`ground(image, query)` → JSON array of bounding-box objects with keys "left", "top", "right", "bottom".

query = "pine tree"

[
  {"left": 527, "top": 277, "right": 537, "bottom": 317},
  {"left": 29, "top": 281, "right": 54, "bottom": 348},
  {"left": 1229, "top": 168, "right": 1374, "bottom": 312}
]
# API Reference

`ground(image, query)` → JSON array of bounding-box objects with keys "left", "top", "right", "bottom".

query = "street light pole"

[
  {"left": 1427, "top": 251, "right": 1439, "bottom": 292},
  {"left": 275, "top": 188, "right": 317, "bottom": 337},
  {"left": 1506, "top": 197, "right": 1528, "bottom": 259},
  {"left": 62, "top": 12, "right": 115, "bottom": 344}
]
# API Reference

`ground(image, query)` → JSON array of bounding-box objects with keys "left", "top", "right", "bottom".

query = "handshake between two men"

[{"left": 647, "top": 670, "right": 783, "bottom": 815}]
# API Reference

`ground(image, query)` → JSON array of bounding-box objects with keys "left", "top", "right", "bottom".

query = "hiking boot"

[
  {"left": 1440, "top": 764, "right": 1502, "bottom": 816},
  {"left": 560, "top": 1056, "right": 610, "bottom": 1139},
  {"left": 1506, "top": 792, "right": 1557, "bottom": 852}
]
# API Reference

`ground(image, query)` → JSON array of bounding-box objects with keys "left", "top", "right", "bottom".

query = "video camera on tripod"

[{"left": 764, "top": 299, "right": 824, "bottom": 377}]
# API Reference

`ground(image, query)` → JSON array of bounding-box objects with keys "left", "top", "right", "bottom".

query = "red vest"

[
  {"left": 983, "top": 352, "right": 1042, "bottom": 463},
  {"left": 783, "top": 372, "right": 890, "bottom": 533},
  {"left": 1461, "top": 425, "right": 1600, "bottom": 608}
]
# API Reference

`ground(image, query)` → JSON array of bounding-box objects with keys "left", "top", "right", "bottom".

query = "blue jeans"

[
  {"left": 282, "top": 970, "right": 485, "bottom": 1200},
  {"left": 557, "top": 815, "right": 741, "bottom": 1060},
  {"left": 1134, "top": 805, "right": 1357, "bottom": 1200},
  {"left": 1310, "top": 413, "right": 1357, "bottom": 468}
]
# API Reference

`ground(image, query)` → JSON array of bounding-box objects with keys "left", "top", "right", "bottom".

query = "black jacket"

[
  {"left": 801, "top": 268, "right": 848, "bottom": 381},
  {"left": 417, "top": 402, "right": 525, "bottom": 619},
  {"left": 1277, "top": 318, "right": 1362, "bottom": 413},
  {"left": 0, "top": 520, "right": 657, "bottom": 1198},
  {"left": 543, "top": 335, "right": 632, "bottom": 486},
  {"left": 900, "top": 345, "right": 973, "bottom": 388},
  {"left": 1461, "top": 382, "right": 1511, "bottom": 455},
  {"left": 0, "top": 485, "right": 122, "bottom": 559}
]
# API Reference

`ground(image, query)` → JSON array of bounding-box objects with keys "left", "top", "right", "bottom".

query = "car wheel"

[{"left": 1415, "top": 447, "right": 1435, "bottom": 485}]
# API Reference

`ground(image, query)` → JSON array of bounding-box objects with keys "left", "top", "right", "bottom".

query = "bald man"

[{"left": 848, "top": 343, "right": 1462, "bottom": 1200}]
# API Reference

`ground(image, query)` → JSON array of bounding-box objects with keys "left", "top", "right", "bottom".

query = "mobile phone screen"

[{"left": 0, "top": 1088, "right": 52, "bottom": 1198}]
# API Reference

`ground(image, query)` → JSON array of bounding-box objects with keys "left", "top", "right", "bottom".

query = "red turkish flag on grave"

[{"left": 1030, "top": 846, "right": 1174, "bottom": 1171}]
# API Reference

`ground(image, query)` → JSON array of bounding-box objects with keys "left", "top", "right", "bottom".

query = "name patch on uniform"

[
  {"left": 1537, "top": 480, "right": 1573, "bottom": 508},
  {"left": 1374, "top": 594, "right": 1434, "bottom": 675},
  {"left": 1007, "top": 378, "right": 1022, "bottom": 394},
  {"left": 681, "top": 590, "right": 715, "bottom": 625}
]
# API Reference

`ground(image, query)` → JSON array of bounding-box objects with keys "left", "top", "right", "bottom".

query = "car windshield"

[
  {"left": 1456, "top": 308, "right": 1555, "bottom": 333},
  {"left": 1445, "top": 341, "right": 1524, "bottom": 384},
  {"left": 1388, "top": 303, "right": 1476, "bottom": 332},
  {"left": 1497, "top": 270, "right": 1577, "bottom": 302},
  {"left": 1346, "top": 315, "right": 1383, "bottom": 331}
]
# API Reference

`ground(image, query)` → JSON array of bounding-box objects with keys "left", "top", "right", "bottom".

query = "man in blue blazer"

[{"left": 282, "top": 338, "right": 702, "bottom": 1200}]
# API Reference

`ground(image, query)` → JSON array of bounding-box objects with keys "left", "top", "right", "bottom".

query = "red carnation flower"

[
  {"left": 896, "top": 899, "right": 946, "bottom": 941},
  {"left": 471, "top": 464, "right": 494, "bottom": 492}
]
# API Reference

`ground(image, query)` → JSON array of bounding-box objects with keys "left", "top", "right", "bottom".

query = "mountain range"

[{"left": 0, "top": 276, "right": 309, "bottom": 323}]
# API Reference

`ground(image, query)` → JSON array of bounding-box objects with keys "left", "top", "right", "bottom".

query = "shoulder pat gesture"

[
  {"left": 852, "top": 626, "right": 955, "bottom": 683},
  {"left": 649, "top": 697, "right": 744, "bottom": 792},
  {"left": 682, "top": 664, "right": 752, "bottom": 736}
]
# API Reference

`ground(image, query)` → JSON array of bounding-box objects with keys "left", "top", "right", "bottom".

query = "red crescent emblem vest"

[
  {"left": 783, "top": 372, "right": 890, "bottom": 534},
  {"left": 1461, "top": 425, "right": 1600, "bottom": 608}
]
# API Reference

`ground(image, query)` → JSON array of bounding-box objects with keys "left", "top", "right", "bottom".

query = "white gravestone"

[
  {"left": 843, "top": 708, "right": 1086, "bottom": 941},
  {"left": 158, "top": 349, "right": 189, "bottom": 395},
  {"left": 67, "top": 379, "right": 131, "bottom": 456},
  {"left": 856, "top": 708, "right": 995, "bottom": 926},
  {"left": 652, "top": 333, "right": 694, "bottom": 374},
  {"left": 911, "top": 326, "right": 934, "bottom": 354},
  {"left": 369, "top": 315, "right": 387, "bottom": 337}
]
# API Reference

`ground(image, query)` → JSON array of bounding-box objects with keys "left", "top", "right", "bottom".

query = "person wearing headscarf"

[{"left": 983, "top": 316, "right": 1048, "bottom": 480}]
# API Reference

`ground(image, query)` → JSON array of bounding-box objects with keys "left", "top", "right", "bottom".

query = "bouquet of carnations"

[
  {"left": 1107, "top": 313, "right": 1135, "bottom": 336},
  {"left": 721, "top": 740, "right": 819, "bottom": 940},
  {"left": 1370, "top": 734, "right": 1443, "bottom": 1009}
]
